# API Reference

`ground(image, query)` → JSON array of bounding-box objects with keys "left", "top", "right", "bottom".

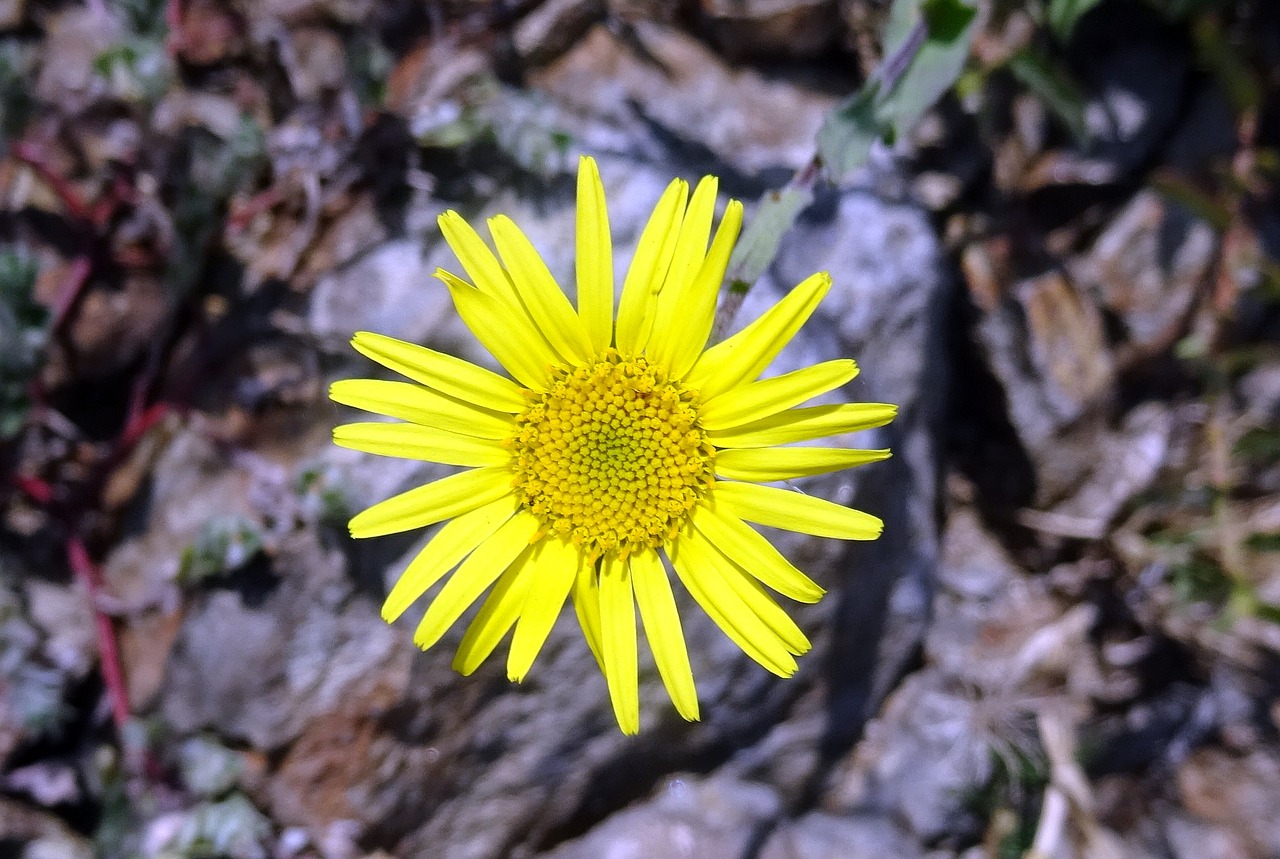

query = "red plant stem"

[
  {"left": 12, "top": 142, "right": 90, "bottom": 221},
  {"left": 226, "top": 186, "right": 283, "bottom": 232},
  {"left": 166, "top": 0, "right": 184, "bottom": 57},
  {"left": 49, "top": 256, "right": 93, "bottom": 336},
  {"left": 67, "top": 537, "right": 131, "bottom": 732},
  {"left": 15, "top": 474, "right": 55, "bottom": 505},
  {"left": 89, "top": 173, "right": 135, "bottom": 230},
  {"left": 121, "top": 401, "right": 170, "bottom": 449}
]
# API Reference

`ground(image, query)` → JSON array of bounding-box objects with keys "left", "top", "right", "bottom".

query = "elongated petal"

[
  {"left": 714, "top": 481, "right": 884, "bottom": 540},
  {"left": 684, "top": 525, "right": 810, "bottom": 655},
  {"left": 334, "top": 422, "right": 510, "bottom": 467},
  {"left": 616, "top": 179, "right": 688, "bottom": 355},
  {"left": 382, "top": 495, "right": 519, "bottom": 623},
  {"left": 685, "top": 272, "right": 832, "bottom": 400},
  {"left": 349, "top": 466, "right": 512, "bottom": 539},
  {"left": 438, "top": 210, "right": 521, "bottom": 307},
  {"left": 668, "top": 200, "right": 743, "bottom": 379},
  {"left": 413, "top": 511, "right": 540, "bottom": 649},
  {"left": 453, "top": 550, "right": 536, "bottom": 675},
  {"left": 507, "top": 538, "right": 580, "bottom": 681},
  {"left": 715, "top": 446, "right": 891, "bottom": 482},
  {"left": 699, "top": 359, "right": 858, "bottom": 431},
  {"left": 350, "top": 331, "right": 525, "bottom": 412},
  {"left": 330, "top": 379, "right": 514, "bottom": 439},
  {"left": 645, "top": 177, "right": 718, "bottom": 369},
  {"left": 572, "top": 556, "right": 604, "bottom": 672},
  {"left": 600, "top": 554, "right": 640, "bottom": 735},
  {"left": 669, "top": 534, "right": 797, "bottom": 677},
  {"left": 701, "top": 538, "right": 811, "bottom": 656},
  {"left": 708, "top": 402, "right": 896, "bottom": 448},
  {"left": 490, "top": 214, "right": 593, "bottom": 363},
  {"left": 631, "top": 550, "right": 699, "bottom": 721},
  {"left": 691, "top": 504, "right": 824, "bottom": 603},
  {"left": 437, "top": 270, "right": 557, "bottom": 390},
  {"left": 576, "top": 156, "right": 614, "bottom": 354}
]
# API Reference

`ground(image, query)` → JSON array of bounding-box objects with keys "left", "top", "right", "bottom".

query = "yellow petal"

[
  {"left": 438, "top": 210, "right": 521, "bottom": 307},
  {"left": 333, "top": 422, "right": 510, "bottom": 467},
  {"left": 616, "top": 178, "right": 688, "bottom": 356},
  {"left": 349, "top": 465, "right": 512, "bottom": 539},
  {"left": 714, "top": 481, "right": 884, "bottom": 540},
  {"left": 489, "top": 214, "right": 593, "bottom": 363},
  {"left": 572, "top": 556, "right": 604, "bottom": 672},
  {"left": 507, "top": 539, "right": 580, "bottom": 681},
  {"left": 436, "top": 269, "right": 557, "bottom": 390},
  {"left": 349, "top": 331, "right": 525, "bottom": 412},
  {"left": 413, "top": 511, "right": 540, "bottom": 650},
  {"left": 330, "top": 379, "right": 514, "bottom": 439},
  {"left": 705, "top": 543, "right": 811, "bottom": 656},
  {"left": 453, "top": 551, "right": 536, "bottom": 675},
  {"left": 599, "top": 554, "right": 640, "bottom": 735},
  {"left": 644, "top": 176, "right": 718, "bottom": 369},
  {"left": 708, "top": 402, "right": 896, "bottom": 448},
  {"left": 691, "top": 504, "right": 824, "bottom": 603},
  {"left": 382, "top": 495, "right": 520, "bottom": 623},
  {"left": 699, "top": 359, "right": 858, "bottom": 431},
  {"left": 715, "top": 446, "right": 891, "bottom": 482},
  {"left": 682, "top": 527, "right": 810, "bottom": 655},
  {"left": 668, "top": 199, "right": 743, "bottom": 379},
  {"left": 685, "top": 271, "right": 832, "bottom": 400},
  {"left": 576, "top": 156, "right": 614, "bottom": 354},
  {"left": 631, "top": 549, "right": 699, "bottom": 722},
  {"left": 668, "top": 534, "right": 797, "bottom": 677}
]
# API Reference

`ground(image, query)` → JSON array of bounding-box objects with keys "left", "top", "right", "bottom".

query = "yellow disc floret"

[{"left": 508, "top": 349, "right": 715, "bottom": 561}]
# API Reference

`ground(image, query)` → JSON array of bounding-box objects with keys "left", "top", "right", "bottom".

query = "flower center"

[{"left": 508, "top": 349, "right": 715, "bottom": 560}]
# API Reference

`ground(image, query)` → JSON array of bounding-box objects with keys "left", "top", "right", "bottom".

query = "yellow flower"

[{"left": 331, "top": 156, "right": 895, "bottom": 733}]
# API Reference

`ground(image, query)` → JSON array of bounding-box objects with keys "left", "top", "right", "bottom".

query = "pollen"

[{"left": 508, "top": 349, "right": 715, "bottom": 561}]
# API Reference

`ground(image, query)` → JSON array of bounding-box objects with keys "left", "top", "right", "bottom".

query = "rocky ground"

[{"left": 1, "top": 1, "right": 1279, "bottom": 858}]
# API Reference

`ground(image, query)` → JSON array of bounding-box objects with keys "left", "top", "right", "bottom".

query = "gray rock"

[
  {"left": 1176, "top": 748, "right": 1280, "bottom": 858},
  {"left": 161, "top": 530, "right": 409, "bottom": 752},
  {"left": 974, "top": 270, "right": 1116, "bottom": 503},
  {"left": 308, "top": 237, "right": 464, "bottom": 352},
  {"left": 823, "top": 672, "right": 993, "bottom": 842},
  {"left": 760, "top": 812, "right": 926, "bottom": 859},
  {"left": 936, "top": 506, "right": 1021, "bottom": 601},
  {"left": 541, "top": 774, "right": 781, "bottom": 859},
  {"left": 977, "top": 270, "right": 1114, "bottom": 457},
  {"left": 529, "top": 22, "right": 836, "bottom": 175},
  {"left": 0, "top": 796, "right": 94, "bottom": 859},
  {"left": 1163, "top": 812, "right": 1254, "bottom": 859},
  {"left": 700, "top": 0, "right": 841, "bottom": 60},
  {"left": 1071, "top": 191, "right": 1216, "bottom": 358},
  {"left": 512, "top": 0, "right": 606, "bottom": 69}
]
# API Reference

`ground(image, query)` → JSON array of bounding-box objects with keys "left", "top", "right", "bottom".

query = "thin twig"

[
  {"left": 67, "top": 537, "right": 131, "bottom": 731},
  {"left": 49, "top": 256, "right": 92, "bottom": 336},
  {"left": 13, "top": 142, "right": 91, "bottom": 221}
]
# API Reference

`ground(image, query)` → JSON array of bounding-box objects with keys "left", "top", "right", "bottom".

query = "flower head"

[{"left": 331, "top": 157, "right": 895, "bottom": 733}]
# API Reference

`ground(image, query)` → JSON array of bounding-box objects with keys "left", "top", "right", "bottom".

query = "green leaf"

[
  {"left": 179, "top": 515, "right": 266, "bottom": 583},
  {"left": 731, "top": 0, "right": 976, "bottom": 309},
  {"left": 724, "top": 185, "right": 814, "bottom": 292},
  {"left": 922, "top": 0, "right": 979, "bottom": 40},
  {"left": 818, "top": 0, "right": 978, "bottom": 183},
  {"left": 1008, "top": 49, "right": 1090, "bottom": 146},
  {"left": 0, "top": 245, "right": 46, "bottom": 439},
  {"left": 1047, "top": 0, "right": 1108, "bottom": 40},
  {"left": 815, "top": 85, "right": 886, "bottom": 185},
  {"left": 882, "top": 0, "right": 977, "bottom": 131}
]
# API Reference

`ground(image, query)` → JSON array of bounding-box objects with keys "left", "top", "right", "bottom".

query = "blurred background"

[{"left": 1, "top": 1, "right": 1279, "bottom": 857}]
